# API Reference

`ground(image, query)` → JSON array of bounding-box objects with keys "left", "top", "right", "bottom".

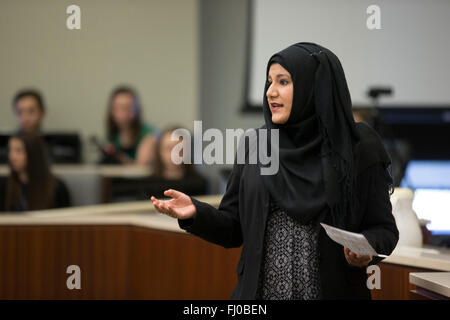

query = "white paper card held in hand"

[{"left": 320, "top": 223, "right": 388, "bottom": 258}]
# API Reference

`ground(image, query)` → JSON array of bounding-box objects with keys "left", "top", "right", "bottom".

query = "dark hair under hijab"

[{"left": 259, "top": 42, "right": 393, "bottom": 228}]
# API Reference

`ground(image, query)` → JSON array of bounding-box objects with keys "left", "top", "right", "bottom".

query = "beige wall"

[{"left": 0, "top": 0, "right": 199, "bottom": 162}]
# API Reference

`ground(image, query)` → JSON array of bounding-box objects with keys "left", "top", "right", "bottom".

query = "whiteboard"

[{"left": 247, "top": 0, "right": 450, "bottom": 108}]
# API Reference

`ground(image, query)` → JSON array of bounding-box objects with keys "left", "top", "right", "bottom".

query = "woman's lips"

[{"left": 270, "top": 103, "right": 283, "bottom": 111}]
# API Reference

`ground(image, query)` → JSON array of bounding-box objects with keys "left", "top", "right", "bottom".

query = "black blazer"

[{"left": 178, "top": 124, "right": 399, "bottom": 300}]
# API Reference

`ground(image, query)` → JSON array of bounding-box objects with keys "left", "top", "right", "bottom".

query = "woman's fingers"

[
  {"left": 161, "top": 201, "right": 175, "bottom": 217},
  {"left": 164, "top": 189, "right": 184, "bottom": 199},
  {"left": 151, "top": 197, "right": 168, "bottom": 214},
  {"left": 151, "top": 196, "right": 179, "bottom": 218},
  {"left": 344, "top": 247, "right": 350, "bottom": 256},
  {"left": 150, "top": 193, "right": 198, "bottom": 220},
  {"left": 344, "top": 248, "right": 372, "bottom": 267},
  {"left": 344, "top": 248, "right": 353, "bottom": 264}
]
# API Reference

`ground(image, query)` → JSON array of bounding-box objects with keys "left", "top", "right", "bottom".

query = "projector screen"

[{"left": 246, "top": 0, "right": 450, "bottom": 110}]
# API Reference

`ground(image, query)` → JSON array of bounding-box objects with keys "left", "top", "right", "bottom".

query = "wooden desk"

[
  {"left": 0, "top": 195, "right": 241, "bottom": 299},
  {"left": 409, "top": 272, "right": 450, "bottom": 300},
  {"left": 370, "top": 246, "right": 450, "bottom": 300}
]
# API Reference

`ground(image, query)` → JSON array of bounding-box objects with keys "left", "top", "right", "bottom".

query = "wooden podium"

[{"left": 0, "top": 197, "right": 241, "bottom": 299}]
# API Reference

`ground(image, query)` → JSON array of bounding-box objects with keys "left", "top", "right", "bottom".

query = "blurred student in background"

[
  {"left": 0, "top": 132, "right": 71, "bottom": 212},
  {"left": 107, "top": 126, "right": 208, "bottom": 202},
  {"left": 12, "top": 89, "right": 46, "bottom": 134},
  {"left": 145, "top": 126, "right": 208, "bottom": 198},
  {"left": 352, "top": 107, "right": 371, "bottom": 124},
  {"left": 105, "top": 86, "right": 157, "bottom": 165}
]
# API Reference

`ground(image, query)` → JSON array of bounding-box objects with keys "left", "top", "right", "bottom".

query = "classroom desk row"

[
  {"left": 0, "top": 164, "right": 153, "bottom": 205},
  {"left": 0, "top": 195, "right": 449, "bottom": 299}
]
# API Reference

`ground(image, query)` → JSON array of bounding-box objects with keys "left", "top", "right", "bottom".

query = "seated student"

[
  {"left": 105, "top": 86, "right": 157, "bottom": 165},
  {"left": 12, "top": 89, "right": 45, "bottom": 134},
  {"left": 147, "top": 126, "right": 208, "bottom": 198},
  {"left": 0, "top": 132, "right": 71, "bottom": 212},
  {"left": 352, "top": 107, "right": 371, "bottom": 124},
  {"left": 9, "top": 89, "right": 82, "bottom": 164},
  {"left": 108, "top": 126, "right": 208, "bottom": 202}
]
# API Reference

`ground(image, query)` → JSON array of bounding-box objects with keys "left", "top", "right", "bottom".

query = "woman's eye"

[{"left": 280, "top": 79, "right": 288, "bottom": 85}]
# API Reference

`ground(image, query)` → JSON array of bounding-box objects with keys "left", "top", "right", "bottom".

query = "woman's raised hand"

[{"left": 150, "top": 189, "right": 196, "bottom": 220}]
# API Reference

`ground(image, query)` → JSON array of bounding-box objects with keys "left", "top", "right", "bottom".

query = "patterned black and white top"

[{"left": 255, "top": 198, "right": 322, "bottom": 300}]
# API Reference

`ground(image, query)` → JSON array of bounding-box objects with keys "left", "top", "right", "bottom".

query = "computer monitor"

[
  {"left": 43, "top": 133, "right": 82, "bottom": 164},
  {"left": 0, "top": 132, "right": 82, "bottom": 164},
  {"left": 400, "top": 160, "right": 450, "bottom": 235},
  {"left": 412, "top": 189, "right": 450, "bottom": 235},
  {"left": 401, "top": 160, "right": 450, "bottom": 189},
  {"left": 378, "top": 106, "right": 450, "bottom": 160}
]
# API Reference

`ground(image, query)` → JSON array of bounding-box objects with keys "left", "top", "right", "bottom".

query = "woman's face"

[
  {"left": 111, "top": 93, "right": 136, "bottom": 129},
  {"left": 8, "top": 137, "right": 27, "bottom": 173},
  {"left": 266, "top": 63, "right": 293, "bottom": 124},
  {"left": 160, "top": 131, "right": 183, "bottom": 170}
]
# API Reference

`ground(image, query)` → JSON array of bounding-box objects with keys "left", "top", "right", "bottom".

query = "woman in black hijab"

[{"left": 151, "top": 42, "right": 399, "bottom": 300}]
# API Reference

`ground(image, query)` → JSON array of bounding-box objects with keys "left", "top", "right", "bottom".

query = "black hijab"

[{"left": 259, "top": 42, "right": 392, "bottom": 227}]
